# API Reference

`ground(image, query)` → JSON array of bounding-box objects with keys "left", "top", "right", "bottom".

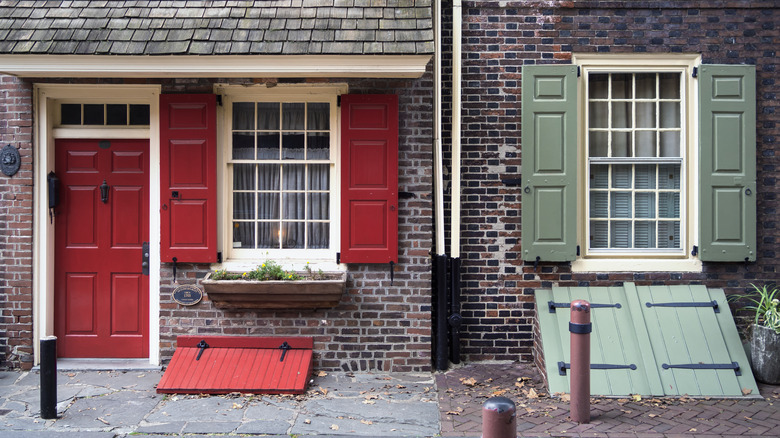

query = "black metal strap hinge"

[
  {"left": 533, "top": 256, "right": 540, "bottom": 271},
  {"left": 645, "top": 300, "right": 719, "bottom": 313},
  {"left": 216, "top": 95, "right": 223, "bottom": 106},
  {"left": 662, "top": 361, "right": 741, "bottom": 376},
  {"left": 337, "top": 95, "right": 341, "bottom": 107},
  {"left": 691, "top": 245, "right": 698, "bottom": 256},
  {"left": 195, "top": 340, "right": 209, "bottom": 361},
  {"left": 692, "top": 66, "right": 698, "bottom": 78},
  {"left": 279, "top": 341, "right": 291, "bottom": 362},
  {"left": 172, "top": 257, "right": 178, "bottom": 283},
  {"left": 577, "top": 66, "right": 581, "bottom": 77},
  {"left": 336, "top": 252, "right": 340, "bottom": 264},
  {"left": 389, "top": 260, "right": 395, "bottom": 286},
  {"left": 558, "top": 361, "right": 637, "bottom": 376},
  {"left": 548, "top": 301, "right": 622, "bottom": 313}
]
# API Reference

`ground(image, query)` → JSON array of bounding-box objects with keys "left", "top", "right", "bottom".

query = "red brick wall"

[
  {"left": 0, "top": 75, "right": 34, "bottom": 369},
  {"left": 442, "top": 1, "right": 780, "bottom": 363}
]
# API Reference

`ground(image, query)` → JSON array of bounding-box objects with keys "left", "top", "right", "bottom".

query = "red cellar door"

[{"left": 54, "top": 139, "right": 150, "bottom": 358}]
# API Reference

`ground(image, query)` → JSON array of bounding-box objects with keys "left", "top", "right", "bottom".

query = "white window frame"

[
  {"left": 571, "top": 54, "right": 703, "bottom": 272},
  {"left": 215, "top": 84, "right": 348, "bottom": 271}
]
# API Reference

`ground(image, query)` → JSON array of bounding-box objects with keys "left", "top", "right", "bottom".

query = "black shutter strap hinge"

[
  {"left": 548, "top": 301, "right": 622, "bottom": 313},
  {"left": 691, "top": 245, "right": 698, "bottom": 256},
  {"left": 533, "top": 256, "right": 540, "bottom": 271},
  {"left": 645, "top": 300, "right": 720, "bottom": 313},
  {"left": 336, "top": 252, "right": 341, "bottom": 264},
  {"left": 692, "top": 66, "right": 699, "bottom": 78},
  {"left": 577, "top": 66, "right": 581, "bottom": 77},
  {"left": 662, "top": 361, "right": 741, "bottom": 376},
  {"left": 172, "top": 257, "right": 178, "bottom": 283},
  {"left": 558, "top": 361, "right": 637, "bottom": 376},
  {"left": 216, "top": 95, "right": 223, "bottom": 106},
  {"left": 195, "top": 340, "right": 209, "bottom": 361},
  {"left": 389, "top": 260, "right": 395, "bottom": 286},
  {"left": 337, "top": 95, "right": 341, "bottom": 107},
  {"left": 279, "top": 341, "right": 291, "bottom": 362},
  {"left": 576, "top": 245, "right": 580, "bottom": 256}
]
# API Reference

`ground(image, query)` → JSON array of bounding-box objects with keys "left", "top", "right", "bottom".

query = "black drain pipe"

[
  {"left": 435, "top": 254, "right": 449, "bottom": 370},
  {"left": 449, "top": 256, "right": 462, "bottom": 364}
]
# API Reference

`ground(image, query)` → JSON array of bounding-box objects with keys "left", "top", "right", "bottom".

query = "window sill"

[{"left": 571, "top": 258, "right": 703, "bottom": 273}]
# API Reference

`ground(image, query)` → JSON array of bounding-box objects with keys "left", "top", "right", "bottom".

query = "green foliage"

[
  {"left": 211, "top": 260, "right": 302, "bottom": 281},
  {"left": 729, "top": 283, "right": 780, "bottom": 334}
]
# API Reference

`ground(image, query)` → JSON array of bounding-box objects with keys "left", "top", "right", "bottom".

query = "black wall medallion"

[
  {"left": 172, "top": 284, "right": 204, "bottom": 306},
  {"left": 1, "top": 144, "right": 21, "bottom": 177}
]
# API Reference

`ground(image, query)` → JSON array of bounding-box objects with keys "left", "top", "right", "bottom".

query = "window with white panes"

[{"left": 586, "top": 72, "right": 685, "bottom": 254}]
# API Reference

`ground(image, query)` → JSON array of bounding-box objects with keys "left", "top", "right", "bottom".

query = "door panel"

[{"left": 55, "top": 139, "right": 149, "bottom": 358}]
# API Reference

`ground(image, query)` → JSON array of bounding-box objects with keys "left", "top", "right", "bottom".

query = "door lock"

[{"left": 142, "top": 242, "right": 150, "bottom": 276}]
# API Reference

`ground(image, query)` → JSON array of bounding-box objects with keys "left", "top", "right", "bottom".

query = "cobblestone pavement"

[{"left": 437, "top": 362, "right": 780, "bottom": 437}]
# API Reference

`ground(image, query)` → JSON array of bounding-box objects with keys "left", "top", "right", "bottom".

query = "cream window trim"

[
  {"left": 215, "top": 84, "right": 344, "bottom": 265},
  {"left": 0, "top": 55, "right": 431, "bottom": 78},
  {"left": 572, "top": 54, "right": 702, "bottom": 272}
]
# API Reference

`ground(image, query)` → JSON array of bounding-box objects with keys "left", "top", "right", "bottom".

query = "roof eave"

[{"left": 0, "top": 54, "right": 432, "bottom": 79}]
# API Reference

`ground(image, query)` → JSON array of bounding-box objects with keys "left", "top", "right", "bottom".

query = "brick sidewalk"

[{"left": 436, "top": 363, "right": 780, "bottom": 437}]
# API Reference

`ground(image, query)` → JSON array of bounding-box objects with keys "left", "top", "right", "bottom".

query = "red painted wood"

[
  {"left": 157, "top": 336, "right": 313, "bottom": 394},
  {"left": 160, "top": 94, "right": 217, "bottom": 263},
  {"left": 54, "top": 139, "right": 149, "bottom": 358},
  {"left": 340, "top": 94, "right": 399, "bottom": 263}
]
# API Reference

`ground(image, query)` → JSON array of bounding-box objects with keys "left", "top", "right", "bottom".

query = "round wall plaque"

[
  {"left": 172, "top": 284, "right": 203, "bottom": 306},
  {"left": 1, "top": 144, "right": 21, "bottom": 177}
]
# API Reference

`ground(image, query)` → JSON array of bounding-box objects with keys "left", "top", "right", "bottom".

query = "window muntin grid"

[
  {"left": 586, "top": 72, "right": 685, "bottom": 253},
  {"left": 59, "top": 103, "right": 150, "bottom": 126},
  {"left": 230, "top": 102, "right": 331, "bottom": 250}
]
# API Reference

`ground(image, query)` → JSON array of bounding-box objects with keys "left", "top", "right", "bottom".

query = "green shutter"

[
  {"left": 699, "top": 65, "right": 757, "bottom": 262},
  {"left": 521, "top": 65, "right": 578, "bottom": 261}
]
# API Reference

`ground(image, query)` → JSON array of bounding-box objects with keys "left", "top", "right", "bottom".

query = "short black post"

[{"left": 40, "top": 335, "right": 57, "bottom": 419}]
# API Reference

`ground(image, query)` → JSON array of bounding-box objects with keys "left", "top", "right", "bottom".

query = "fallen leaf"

[
  {"left": 319, "top": 386, "right": 328, "bottom": 396},
  {"left": 396, "top": 384, "right": 406, "bottom": 389},
  {"left": 527, "top": 388, "right": 539, "bottom": 399},
  {"left": 460, "top": 377, "right": 478, "bottom": 387},
  {"left": 632, "top": 394, "right": 642, "bottom": 402},
  {"left": 304, "top": 419, "right": 311, "bottom": 424},
  {"left": 689, "top": 428, "right": 697, "bottom": 432},
  {"left": 362, "top": 400, "right": 375, "bottom": 405},
  {"left": 317, "top": 370, "right": 328, "bottom": 377},
  {"left": 330, "top": 424, "right": 339, "bottom": 430},
  {"left": 360, "top": 419, "right": 373, "bottom": 425},
  {"left": 742, "top": 388, "right": 753, "bottom": 396},
  {"left": 365, "top": 394, "right": 379, "bottom": 400},
  {"left": 445, "top": 410, "right": 461, "bottom": 415},
  {"left": 559, "top": 393, "right": 571, "bottom": 402},
  {"left": 232, "top": 403, "right": 242, "bottom": 409},
  {"left": 745, "top": 416, "right": 753, "bottom": 421},
  {"left": 648, "top": 413, "right": 658, "bottom": 418},
  {"left": 515, "top": 381, "right": 525, "bottom": 389}
]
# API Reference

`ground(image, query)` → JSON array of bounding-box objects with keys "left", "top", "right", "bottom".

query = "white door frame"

[{"left": 33, "top": 84, "right": 162, "bottom": 365}]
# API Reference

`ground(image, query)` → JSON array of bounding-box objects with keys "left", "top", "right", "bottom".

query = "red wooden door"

[{"left": 54, "top": 139, "right": 149, "bottom": 358}]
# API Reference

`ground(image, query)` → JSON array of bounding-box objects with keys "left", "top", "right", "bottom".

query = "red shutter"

[
  {"left": 160, "top": 94, "right": 217, "bottom": 263},
  {"left": 340, "top": 94, "right": 399, "bottom": 264}
]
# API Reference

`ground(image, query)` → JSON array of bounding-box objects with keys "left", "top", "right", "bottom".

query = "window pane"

[
  {"left": 257, "top": 103, "right": 279, "bottom": 130},
  {"left": 634, "top": 221, "right": 656, "bottom": 248},
  {"left": 282, "top": 103, "right": 305, "bottom": 130},
  {"left": 258, "top": 193, "right": 280, "bottom": 219},
  {"left": 635, "top": 193, "right": 656, "bottom": 218},
  {"left": 659, "top": 73, "right": 681, "bottom": 99},
  {"left": 233, "top": 102, "right": 254, "bottom": 130},
  {"left": 658, "top": 192, "right": 680, "bottom": 218},
  {"left": 611, "top": 221, "right": 632, "bottom": 248},
  {"left": 610, "top": 192, "right": 632, "bottom": 218},
  {"left": 282, "top": 132, "right": 305, "bottom": 159},
  {"left": 660, "top": 131, "right": 681, "bottom": 157},
  {"left": 636, "top": 131, "right": 657, "bottom": 157},
  {"left": 257, "top": 133, "right": 280, "bottom": 159},
  {"left": 634, "top": 164, "right": 656, "bottom": 189},
  {"left": 283, "top": 193, "right": 305, "bottom": 220},
  {"left": 658, "top": 164, "right": 680, "bottom": 189},
  {"left": 309, "top": 164, "right": 330, "bottom": 190},
  {"left": 129, "top": 104, "right": 150, "bottom": 125},
  {"left": 612, "top": 73, "right": 631, "bottom": 99},
  {"left": 233, "top": 193, "right": 255, "bottom": 220},
  {"left": 233, "top": 222, "right": 255, "bottom": 248},
  {"left": 308, "top": 223, "right": 330, "bottom": 249},
  {"left": 282, "top": 222, "right": 304, "bottom": 248},
  {"left": 660, "top": 102, "right": 680, "bottom": 128},
  {"left": 658, "top": 221, "right": 680, "bottom": 248},
  {"left": 635, "top": 73, "right": 656, "bottom": 99},
  {"left": 307, "top": 132, "right": 330, "bottom": 159},
  {"left": 308, "top": 103, "right": 330, "bottom": 130},
  {"left": 257, "top": 164, "right": 280, "bottom": 190},
  {"left": 258, "top": 222, "right": 280, "bottom": 248},
  {"left": 232, "top": 132, "right": 255, "bottom": 159},
  {"left": 612, "top": 131, "right": 631, "bottom": 157},
  {"left": 589, "top": 74, "right": 609, "bottom": 99},
  {"left": 590, "top": 164, "right": 609, "bottom": 188},
  {"left": 84, "top": 104, "right": 104, "bottom": 125},
  {"left": 233, "top": 164, "right": 255, "bottom": 190},
  {"left": 590, "top": 192, "right": 608, "bottom": 218},
  {"left": 589, "top": 101, "right": 608, "bottom": 128},
  {"left": 61, "top": 104, "right": 81, "bottom": 125},
  {"left": 106, "top": 104, "right": 127, "bottom": 125},
  {"left": 612, "top": 165, "right": 632, "bottom": 188},
  {"left": 283, "top": 164, "right": 305, "bottom": 190},
  {"left": 589, "top": 131, "right": 608, "bottom": 157},
  {"left": 611, "top": 102, "right": 631, "bottom": 129},
  {"left": 635, "top": 102, "right": 656, "bottom": 128},
  {"left": 308, "top": 193, "right": 330, "bottom": 220},
  {"left": 590, "top": 221, "right": 609, "bottom": 248}
]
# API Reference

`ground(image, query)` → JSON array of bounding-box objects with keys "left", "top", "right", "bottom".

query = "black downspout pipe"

[
  {"left": 435, "top": 254, "right": 449, "bottom": 371},
  {"left": 449, "top": 256, "right": 462, "bottom": 364}
]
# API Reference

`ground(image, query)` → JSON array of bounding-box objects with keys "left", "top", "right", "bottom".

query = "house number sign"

[{"left": 172, "top": 284, "right": 203, "bottom": 306}]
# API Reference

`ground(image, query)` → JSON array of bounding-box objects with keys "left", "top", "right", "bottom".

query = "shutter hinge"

[
  {"left": 576, "top": 245, "right": 580, "bottom": 256},
  {"left": 217, "top": 251, "right": 222, "bottom": 263},
  {"left": 337, "top": 95, "right": 341, "bottom": 107},
  {"left": 691, "top": 245, "right": 698, "bottom": 256},
  {"left": 692, "top": 66, "right": 698, "bottom": 78},
  {"left": 336, "top": 252, "right": 341, "bottom": 264},
  {"left": 216, "top": 95, "right": 223, "bottom": 106},
  {"left": 577, "top": 66, "right": 581, "bottom": 77}
]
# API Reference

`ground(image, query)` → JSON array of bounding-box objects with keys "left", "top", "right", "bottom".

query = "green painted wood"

[
  {"left": 699, "top": 64, "right": 757, "bottom": 262},
  {"left": 520, "top": 65, "right": 578, "bottom": 261},
  {"left": 536, "top": 283, "right": 759, "bottom": 397}
]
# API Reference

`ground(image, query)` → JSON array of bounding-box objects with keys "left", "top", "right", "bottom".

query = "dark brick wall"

[
  {"left": 0, "top": 75, "right": 33, "bottom": 370},
  {"left": 442, "top": 1, "right": 780, "bottom": 363}
]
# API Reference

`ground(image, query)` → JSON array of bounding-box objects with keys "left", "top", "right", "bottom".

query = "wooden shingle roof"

[{"left": 0, "top": 0, "right": 434, "bottom": 56}]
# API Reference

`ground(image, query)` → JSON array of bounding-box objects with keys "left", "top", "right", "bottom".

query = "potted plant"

[
  {"left": 201, "top": 261, "right": 346, "bottom": 311},
  {"left": 730, "top": 283, "right": 780, "bottom": 384}
]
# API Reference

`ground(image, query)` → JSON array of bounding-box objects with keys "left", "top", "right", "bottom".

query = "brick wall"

[
  {"left": 0, "top": 75, "right": 34, "bottom": 370},
  {"left": 443, "top": 1, "right": 780, "bottom": 363}
]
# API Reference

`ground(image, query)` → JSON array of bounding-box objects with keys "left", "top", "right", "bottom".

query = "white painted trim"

[
  {"left": 0, "top": 55, "right": 432, "bottom": 78},
  {"left": 572, "top": 258, "right": 703, "bottom": 273},
  {"left": 32, "top": 84, "right": 161, "bottom": 366}
]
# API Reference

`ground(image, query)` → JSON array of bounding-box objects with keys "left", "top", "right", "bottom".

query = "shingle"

[
  {"left": 149, "top": 8, "right": 176, "bottom": 18},
  {"left": 311, "top": 29, "right": 334, "bottom": 41},
  {"left": 264, "top": 29, "right": 288, "bottom": 41},
  {"left": 80, "top": 8, "right": 109, "bottom": 18},
  {"left": 229, "top": 41, "right": 251, "bottom": 53},
  {"left": 151, "top": 29, "right": 169, "bottom": 41},
  {"left": 168, "top": 29, "right": 194, "bottom": 40},
  {"left": 188, "top": 40, "right": 214, "bottom": 54},
  {"left": 30, "top": 40, "right": 54, "bottom": 53},
  {"left": 382, "top": 41, "right": 416, "bottom": 54},
  {"left": 282, "top": 41, "right": 309, "bottom": 54},
  {"left": 210, "top": 29, "right": 233, "bottom": 41},
  {"left": 192, "top": 28, "right": 210, "bottom": 40},
  {"left": 131, "top": 29, "right": 153, "bottom": 41},
  {"left": 213, "top": 41, "right": 231, "bottom": 54},
  {"left": 49, "top": 40, "right": 79, "bottom": 54},
  {"left": 0, "top": 40, "right": 15, "bottom": 52},
  {"left": 53, "top": 28, "right": 75, "bottom": 40},
  {"left": 145, "top": 40, "right": 189, "bottom": 54},
  {"left": 176, "top": 8, "right": 204, "bottom": 18},
  {"left": 250, "top": 40, "right": 282, "bottom": 53},
  {"left": 335, "top": 29, "right": 375, "bottom": 41},
  {"left": 74, "top": 40, "right": 99, "bottom": 54},
  {"left": 109, "top": 29, "right": 134, "bottom": 41},
  {"left": 107, "top": 18, "right": 130, "bottom": 28}
]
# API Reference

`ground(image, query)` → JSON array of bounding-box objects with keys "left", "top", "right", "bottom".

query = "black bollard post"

[{"left": 40, "top": 335, "right": 57, "bottom": 419}]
